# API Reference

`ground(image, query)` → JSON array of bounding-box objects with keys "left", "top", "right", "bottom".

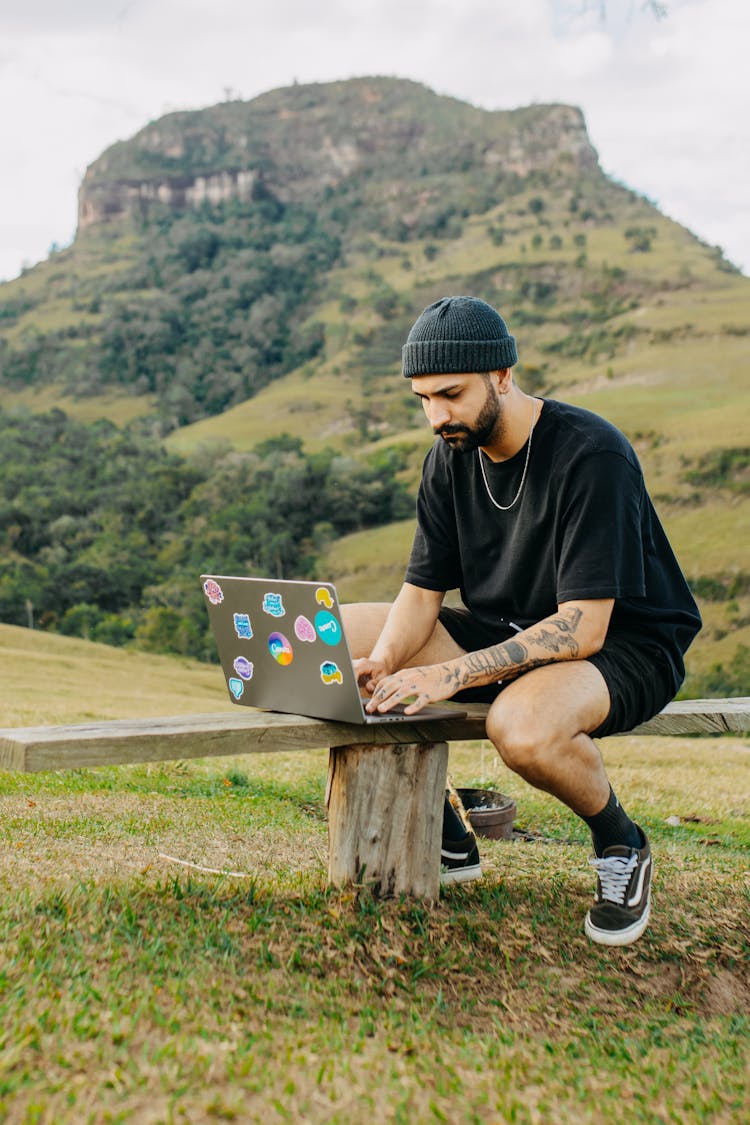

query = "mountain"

[
  {"left": 0, "top": 77, "right": 748, "bottom": 695},
  {"left": 77, "top": 79, "right": 597, "bottom": 226}
]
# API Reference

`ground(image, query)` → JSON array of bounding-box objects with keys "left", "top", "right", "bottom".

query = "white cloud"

[{"left": 0, "top": 0, "right": 748, "bottom": 281}]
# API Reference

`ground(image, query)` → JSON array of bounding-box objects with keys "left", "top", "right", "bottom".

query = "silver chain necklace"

[{"left": 477, "top": 401, "right": 537, "bottom": 512}]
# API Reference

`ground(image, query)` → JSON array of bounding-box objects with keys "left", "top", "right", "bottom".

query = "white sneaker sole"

[
  {"left": 440, "top": 863, "right": 483, "bottom": 886},
  {"left": 584, "top": 900, "right": 651, "bottom": 946}
]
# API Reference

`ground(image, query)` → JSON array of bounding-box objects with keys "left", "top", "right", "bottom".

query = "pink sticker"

[
  {"left": 294, "top": 615, "right": 316, "bottom": 642},
  {"left": 203, "top": 579, "right": 224, "bottom": 605}
]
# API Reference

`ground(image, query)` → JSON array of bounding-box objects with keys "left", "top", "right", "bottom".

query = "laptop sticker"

[
  {"left": 294, "top": 615, "right": 317, "bottom": 642},
  {"left": 262, "top": 592, "right": 285, "bottom": 617},
  {"left": 228, "top": 677, "right": 245, "bottom": 699},
  {"left": 320, "top": 660, "right": 343, "bottom": 685},
  {"left": 233, "top": 656, "right": 254, "bottom": 680},
  {"left": 315, "top": 610, "right": 342, "bottom": 646},
  {"left": 203, "top": 578, "right": 224, "bottom": 605},
  {"left": 268, "top": 632, "right": 294, "bottom": 665},
  {"left": 233, "top": 613, "right": 253, "bottom": 639},
  {"left": 315, "top": 587, "right": 334, "bottom": 609}
]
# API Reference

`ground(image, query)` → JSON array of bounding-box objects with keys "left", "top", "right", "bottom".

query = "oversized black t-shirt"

[{"left": 405, "top": 398, "right": 701, "bottom": 682}]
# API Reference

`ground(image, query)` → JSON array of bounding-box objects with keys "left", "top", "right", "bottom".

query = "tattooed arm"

[
  {"left": 366, "top": 598, "right": 614, "bottom": 715},
  {"left": 353, "top": 582, "right": 445, "bottom": 695}
]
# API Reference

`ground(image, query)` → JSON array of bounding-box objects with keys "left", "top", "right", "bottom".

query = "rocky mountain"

[{"left": 77, "top": 79, "right": 596, "bottom": 227}]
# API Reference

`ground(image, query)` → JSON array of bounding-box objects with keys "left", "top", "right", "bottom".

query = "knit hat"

[{"left": 402, "top": 296, "right": 518, "bottom": 377}]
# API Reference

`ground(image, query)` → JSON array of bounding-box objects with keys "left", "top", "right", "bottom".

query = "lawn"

[{"left": 0, "top": 640, "right": 748, "bottom": 1123}]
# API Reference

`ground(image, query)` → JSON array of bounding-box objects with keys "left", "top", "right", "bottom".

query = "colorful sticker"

[
  {"left": 315, "top": 610, "right": 342, "bottom": 646},
  {"left": 262, "top": 592, "right": 285, "bottom": 617},
  {"left": 233, "top": 656, "right": 254, "bottom": 680},
  {"left": 294, "top": 614, "right": 316, "bottom": 643},
  {"left": 233, "top": 612, "right": 253, "bottom": 639},
  {"left": 228, "top": 677, "right": 245, "bottom": 700},
  {"left": 320, "top": 660, "right": 343, "bottom": 685},
  {"left": 203, "top": 578, "right": 224, "bottom": 605},
  {"left": 268, "top": 632, "right": 294, "bottom": 666},
  {"left": 315, "top": 587, "right": 334, "bottom": 609}
]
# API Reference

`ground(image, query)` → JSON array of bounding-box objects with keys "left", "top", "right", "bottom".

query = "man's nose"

[{"left": 426, "top": 400, "right": 451, "bottom": 429}]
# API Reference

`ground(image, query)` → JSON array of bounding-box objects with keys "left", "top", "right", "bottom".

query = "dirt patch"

[{"left": 701, "top": 966, "right": 750, "bottom": 1017}]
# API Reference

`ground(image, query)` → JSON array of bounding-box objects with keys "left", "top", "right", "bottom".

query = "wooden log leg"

[{"left": 326, "top": 740, "right": 448, "bottom": 901}]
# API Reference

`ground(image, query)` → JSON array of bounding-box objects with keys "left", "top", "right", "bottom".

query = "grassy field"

[
  {"left": 0, "top": 624, "right": 231, "bottom": 727},
  {"left": 0, "top": 632, "right": 748, "bottom": 1123}
]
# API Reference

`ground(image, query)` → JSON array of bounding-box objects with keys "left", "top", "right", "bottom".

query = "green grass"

[
  {"left": 0, "top": 623, "right": 230, "bottom": 727},
  {"left": 0, "top": 729, "right": 748, "bottom": 1124},
  {"left": 0, "top": 385, "right": 156, "bottom": 428},
  {"left": 0, "top": 635, "right": 748, "bottom": 1121}
]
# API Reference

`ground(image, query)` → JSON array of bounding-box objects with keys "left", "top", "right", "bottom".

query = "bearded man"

[{"left": 343, "top": 295, "right": 701, "bottom": 946}]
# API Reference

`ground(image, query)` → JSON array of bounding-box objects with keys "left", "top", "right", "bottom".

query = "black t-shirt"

[{"left": 405, "top": 398, "right": 701, "bottom": 681}]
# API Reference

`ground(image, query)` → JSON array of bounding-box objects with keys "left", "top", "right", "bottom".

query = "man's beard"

[{"left": 435, "top": 383, "right": 504, "bottom": 453}]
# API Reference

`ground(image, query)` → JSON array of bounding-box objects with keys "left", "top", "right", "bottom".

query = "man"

[{"left": 343, "top": 295, "right": 701, "bottom": 947}]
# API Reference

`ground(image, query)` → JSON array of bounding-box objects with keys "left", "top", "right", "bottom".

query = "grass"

[
  {"left": 1, "top": 735, "right": 748, "bottom": 1124},
  {"left": 0, "top": 635, "right": 748, "bottom": 1122},
  {"left": 0, "top": 385, "right": 156, "bottom": 428},
  {"left": 0, "top": 623, "right": 230, "bottom": 726}
]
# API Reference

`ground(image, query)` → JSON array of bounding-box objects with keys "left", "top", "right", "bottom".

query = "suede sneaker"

[
  {"left": 584, "top": 828, "right": 652, "bottom": 946},
  {"left": 440, "top": 829, "right": 482, "bottom": 886}
]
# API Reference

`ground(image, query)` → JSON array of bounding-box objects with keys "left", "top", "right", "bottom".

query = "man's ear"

[{"left": 490, "top": 368, "right": 512, "bottom": 394}]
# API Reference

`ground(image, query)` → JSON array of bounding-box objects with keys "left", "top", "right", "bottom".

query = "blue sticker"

[
  {"left": 228, "top": 677, "right": 245, "bottom": 700},
  {"left": 233, "top": 656, "right": 254, "bottom": 680},
  {"left": 320, "top": 660, "right": 343, "bottom": 685},
  {"left": 233, "top": 613, "right": 253, "bottom": 639},
  {"left": 315, "top": 610, "right": 342, "bottom": 646},
  {"left": 262, "top": 592, "right": 285, "bottom": 617}
]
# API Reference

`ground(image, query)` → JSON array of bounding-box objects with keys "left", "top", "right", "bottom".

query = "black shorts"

[{"left": 437, "top": 606, "right": 682, "bottom": 738}]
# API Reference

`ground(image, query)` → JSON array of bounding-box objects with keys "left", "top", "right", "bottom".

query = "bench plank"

[
  {"left": 0, "top": 706, "right": 485, "bottom": 773},
  {"left": 627, "top": 697, "right": 750, "bottom": 737},
  {"left": 0, "top": 698, "right": 747, "bottom": 773}
]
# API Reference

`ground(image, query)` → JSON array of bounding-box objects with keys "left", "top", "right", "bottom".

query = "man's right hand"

[{"left": 352, "top": 657, "right": 390, "bottom": 697}]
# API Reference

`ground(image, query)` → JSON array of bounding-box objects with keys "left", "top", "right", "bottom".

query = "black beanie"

[{"left": 402, "top": 295, "right": 518, "bottom": 377}]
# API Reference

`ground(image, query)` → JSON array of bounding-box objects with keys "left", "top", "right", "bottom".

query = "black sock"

[
  {"left": 442, "top": 793, "right": 468, "bottom": 841},
  {"left": 583, "top": 786, "right": 641, "bottom": 856}
]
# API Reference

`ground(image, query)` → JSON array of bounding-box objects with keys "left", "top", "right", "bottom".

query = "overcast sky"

[{"left": 1, "top": 0, "right": 748, "bottom": 283}]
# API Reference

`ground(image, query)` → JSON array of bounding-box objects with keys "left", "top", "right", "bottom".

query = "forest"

[
  {"left": 0, "top": 408, "right": 411, "bottom": 661},
  {"left": 0, "top": 194, "right": 340, "bottom": 430}
]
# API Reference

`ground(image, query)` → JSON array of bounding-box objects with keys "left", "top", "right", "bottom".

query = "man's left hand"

[{"left": 365, "top": 664, "right": 454, "bottom": 715}]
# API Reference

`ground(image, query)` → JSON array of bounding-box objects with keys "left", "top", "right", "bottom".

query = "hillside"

[
  {"left": 0, "top": 622, "right": 230, "bottom": 727},
  {"left": 0, "top": 77, "right": 748, "bottom": 695}
]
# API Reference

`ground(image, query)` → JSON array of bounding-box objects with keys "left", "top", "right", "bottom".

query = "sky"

[{"left": 1, "top": 0, "right": 749, "bottom": 283}]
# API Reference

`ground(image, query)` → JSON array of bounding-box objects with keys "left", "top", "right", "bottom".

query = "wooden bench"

[{"left": 1, "top": 698, "right": 748, "bottom": 901}]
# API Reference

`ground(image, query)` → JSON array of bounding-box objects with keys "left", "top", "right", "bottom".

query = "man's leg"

[
  {"left": 485, "top": 660, "right": 612, "bottom": 816},
  {"left": 341, "top": 602, "right": 467, "bottom": 665},
  {"left": 485, "top": 661, "right": 652, "bottom": 946}
]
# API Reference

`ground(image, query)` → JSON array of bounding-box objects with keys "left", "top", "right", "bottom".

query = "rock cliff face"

[
  {"left": 77, "top": 77, "right": 599, "bottom": 229},
  {"left": 78, "top": 169, "right": 259, "bottom": 228}
]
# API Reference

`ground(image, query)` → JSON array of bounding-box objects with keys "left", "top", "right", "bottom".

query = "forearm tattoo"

[{"left": 456, "top": 606, "right": 584, "bottom": 689}]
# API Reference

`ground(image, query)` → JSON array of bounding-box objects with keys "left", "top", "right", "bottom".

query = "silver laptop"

[{"left": 201, "top": 574, "right": 466, "bottom": 724}]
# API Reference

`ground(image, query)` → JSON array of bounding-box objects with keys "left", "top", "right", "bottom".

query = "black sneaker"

[
  {"left": 440, "top": 829, "right": 482, "bottom": 886},
  {"left": 584, "top": 828, "right": 652, "bottom": 946}
]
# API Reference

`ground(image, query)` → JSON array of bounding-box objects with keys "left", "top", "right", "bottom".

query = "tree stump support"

[{"left": 326, "top": 740, "right": 448, "bottom": 901}]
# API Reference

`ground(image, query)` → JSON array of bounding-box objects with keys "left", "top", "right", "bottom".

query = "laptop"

[{"left": 200, "top": 574, "right": 466, "bottom": 724}]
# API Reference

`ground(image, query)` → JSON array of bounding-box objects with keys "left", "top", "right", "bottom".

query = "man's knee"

[{"left": 486, "top": 697, "right": 544, "bottom": 776}]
